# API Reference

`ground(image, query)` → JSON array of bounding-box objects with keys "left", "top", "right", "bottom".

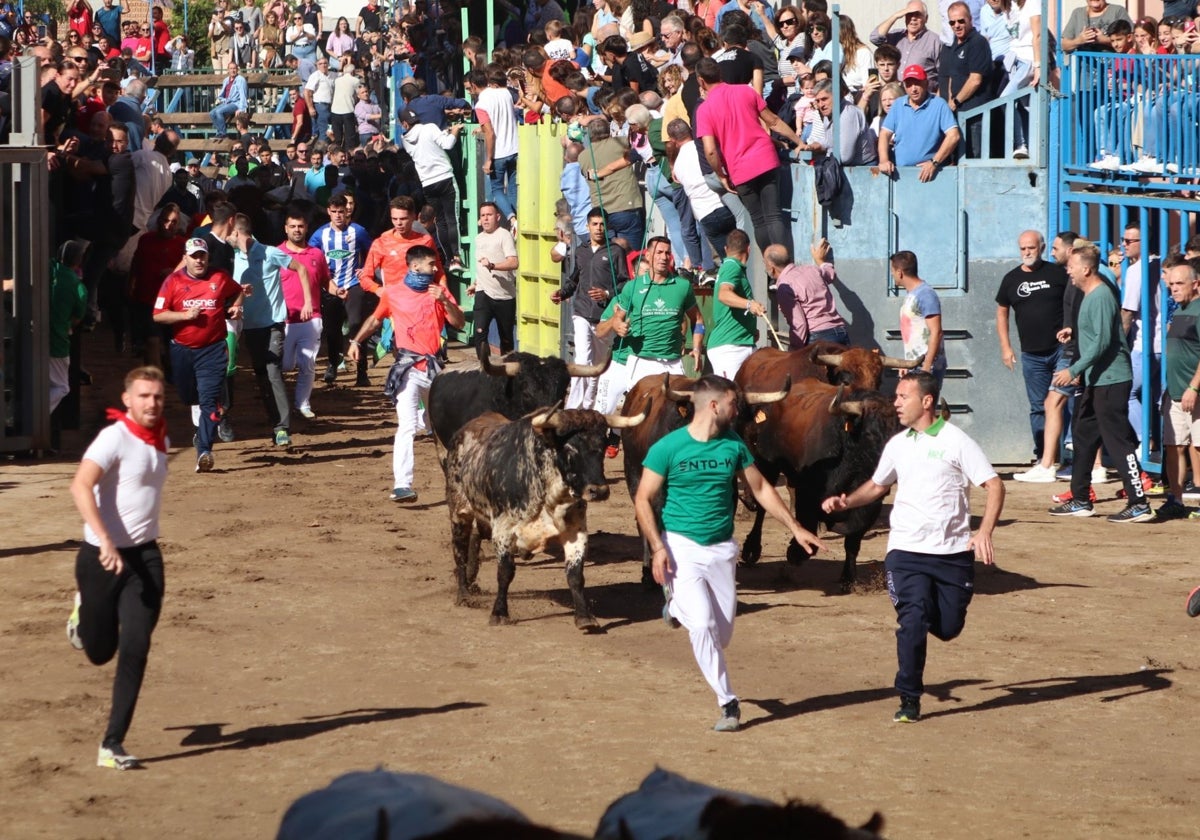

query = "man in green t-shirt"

[
  {"left": 609, "top": 237, "right": 704, "bottom": 383},
  {"left": 634, "top": 376, "right": 824, "bottom": 732},
  {"left": 708, "top": 229, "right": 765, "bottom": 379},
  {"left": 1159, "top": 258, "right": 1200, "bottom": 519}
]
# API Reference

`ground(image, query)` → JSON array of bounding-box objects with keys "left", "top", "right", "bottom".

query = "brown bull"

[
  {"left": 732, "top": 376, "right": 899, "bottom": 590},
  {"left": 738, "top": 344, "right": 919, "bottom": 393}
]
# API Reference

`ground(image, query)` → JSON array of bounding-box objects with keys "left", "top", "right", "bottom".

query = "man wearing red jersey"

[
  {"left": 152, "top": 238, "right": 245, "bottom": 472},
  {"left": 347, "top": 245, "right": 464, "bottom": 503}
]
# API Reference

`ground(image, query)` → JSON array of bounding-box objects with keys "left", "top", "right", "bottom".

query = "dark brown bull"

[
  {"left": 733, "top": 374, "right": 899, "bottom": 590},
  {"left": 738, "top": 344, "right": 919, "bottom": 393},
  {"left": 445, "top": 400, "right": 647, "bottom": 630},
  {"left": 620, "top": 373, "right": 789, "bottom": 584}
]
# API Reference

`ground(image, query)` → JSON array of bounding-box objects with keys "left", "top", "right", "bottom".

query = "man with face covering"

[
  {"left": 635, "top": 375, "right": 824, "bottom": 733},
  {"left": 346, "top": 245, "right": 464, "bottom": 504}
]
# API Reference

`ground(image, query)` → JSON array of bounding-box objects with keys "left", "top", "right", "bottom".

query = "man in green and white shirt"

[
  {"left": 707, "top": 229, "right": 765, "bottom": 379},
  {"left": 635, "top": 376, "right": 823, "bottom": 732},
  {"left": 610, "top": 237, "right": 704, "bottom": 383}
]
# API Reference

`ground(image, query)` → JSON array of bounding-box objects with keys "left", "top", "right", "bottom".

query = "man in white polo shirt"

[{"left": 822, "top": 370, "right": 1004, "bottom": 724}]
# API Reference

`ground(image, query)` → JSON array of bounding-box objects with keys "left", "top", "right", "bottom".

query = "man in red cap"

[{"left": 877, "top": 63, "right": 960, "bottom": 183}]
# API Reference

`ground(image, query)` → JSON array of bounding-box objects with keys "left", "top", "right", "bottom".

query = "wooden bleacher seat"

[{"left": 161, "top": 112, "right": 294, "bottom": 127}]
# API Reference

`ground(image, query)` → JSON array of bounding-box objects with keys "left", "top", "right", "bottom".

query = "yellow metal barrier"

[{"left": 515, "top": 122, "right": 565, "bottom": 356}]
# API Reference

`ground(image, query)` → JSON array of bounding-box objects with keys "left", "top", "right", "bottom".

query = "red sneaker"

[
  {"left": 605, "top": 444, "right": 620, "bottom": 459},
  {"left": 1117, "top": 471, "right": 1157, "bottom": 499},
  {"left": 1051, "top": 487, "right": 1097, "bottom": 504}
]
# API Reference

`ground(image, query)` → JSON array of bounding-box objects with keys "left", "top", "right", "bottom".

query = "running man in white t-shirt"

[
  {"left": 67, "top": 366, "right": 171, "bottom": 770},
  {"left": 823, "top": 370, "right": 1004, "bottom": 724}
]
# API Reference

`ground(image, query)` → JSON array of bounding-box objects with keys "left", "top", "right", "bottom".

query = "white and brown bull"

[{"left": 445, "top": 401, "right": 648, "bottom": 631}]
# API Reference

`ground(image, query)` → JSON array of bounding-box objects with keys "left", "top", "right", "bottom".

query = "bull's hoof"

[
  {"left": 466, "top": 583, "right": 483, "bottom": 596},
  {"left": 740, "top": 543, "right": 762, "bottom": 566},
  {"left": 575, "top": 615, "right": 603, "bottom": 633},
  {"left": 785, "top": 541, "right": 811, "bottom": 566},
  {"left": 488, "top": 613, "right": 515, "bottom": 626}
]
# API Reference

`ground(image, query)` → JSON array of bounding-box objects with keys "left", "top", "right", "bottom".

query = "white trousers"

[
  {"left": 284, "top": 317, "right": 323, "bottom": 411},
  {"left": 567, "top": 315, "right": 603, "bottom": 409},
  {"left": 49, "top": 357, "right": 69, "bottom": 413},
  {"left": 706, "top": 344, "right": 754, "bottom": 380},
  {"left": 394, "top": 365, "right": 434, "bottom": 489},
  {"left": 664, "top": 532, "right": 738, "bottom": 707},
  {"left": 626, "top": 355, "right": 685, "bottom": 390},
  {"left": 595, "top": 358, "right": 629, "bottom": 416}
]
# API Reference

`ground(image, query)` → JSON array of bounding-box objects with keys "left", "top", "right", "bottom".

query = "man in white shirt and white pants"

[{"left": 823, "top": 370, "right": 1004, "bottom": 724}]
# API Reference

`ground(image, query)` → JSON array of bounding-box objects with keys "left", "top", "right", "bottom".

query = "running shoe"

[
  {"left": 1051, "top": 487, "right": 1097, "bottom": 504},
  {"left": 447, "top": 256, "right": 467, "bottom": 276},
  {"left": 893, "top": 695, "right": 921, "bottom": 723},
  {"left": 605, "top": 444, "right": 620, "bottom": 459},
  {"left": 195, "top": 451, "right": 214, "bottom": 473},
  {"left": 298, "top": 406, "right": 316, "bottom": 419},
  {"left": 274, "top": 429, "right": 292, "bottom": 447},
  {"left": 1187, "top": 585, "right": 1200, "bottom": 618},
  {"left": 1014, "top": 463, "right": 1057, "bottom": 483},
  {"left": 389, "top": 487, "right": 418, "bottom": 503},
  {"left": 714, "top": 699, "right": 741, "bottom": 732},
  {"left": 217, "top": 418, "right": 235, "bottom": 442},
  {"left": 1107, "top": 502, "right": 1155, "bottom": 523},
  {"left": 1091, "top": 467, "right": 1110, "bottom": 484},
  {"left": 97, "top": 744, "right": 142, "bottom": 770},
  {"left": 1048, "top": 499, "right": 1095, "bottom": 516},
  {"left": 67, "top": 592, "right": 83, "bottom": 651},
  {"left": 1157, "top": 499, "right": 1190, "bottom": 521}
]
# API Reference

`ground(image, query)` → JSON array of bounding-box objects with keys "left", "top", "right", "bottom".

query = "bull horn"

[
  {"left": 744, "top": 373, "right": 791, "bottom": 405},
  {"left": 479, "top": 350, "right": 521, "bottom": 377},
  {"left": 530, "top": 401, "right": 565, "bottom": 430},
  {"left": 881, "top": 353, "right": 922, "bottom": 370},
  {"left": 939, "top": 397, "right": 951, "bottom": 421},
  {"left": 606, "top": 395, "right": 651, "bottom": 429},
  {"left": 828, "top": 384, "right": 864, "bottom": 417},
  {"left": 815, "top": 353, "right": 845, "bottom": 367},
  {"left": 565, "top": 354, "right": 611, "bottom": 378}
]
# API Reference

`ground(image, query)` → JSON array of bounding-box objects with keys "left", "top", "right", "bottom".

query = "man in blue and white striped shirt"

[{"left": 309, "top": 193, "right": 375, "bottom": 386}]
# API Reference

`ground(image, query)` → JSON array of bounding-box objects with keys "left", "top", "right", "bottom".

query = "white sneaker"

[
  {"left": 1013, "top": 144, "right": 1029, "bottom": 160},
  {"left": 1090, "top": 154, "right": 1121, "bottom": 171},
  {"left": 1127, "top": 156, "right": 1163, "bottom": 174},
  {"left": 1014, "top": 463, "right": 1057, "bottom": 483},
  {"left": 298, "top": 406, "right": 316, "bottom": 419},
  {"left": 1092, "top": 467, "right": 1111, "bottom": 485}
]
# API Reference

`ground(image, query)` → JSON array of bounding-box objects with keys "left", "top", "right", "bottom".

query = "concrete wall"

[{"left": 787, "top": 161, "right": 1051, "bottom": 465}]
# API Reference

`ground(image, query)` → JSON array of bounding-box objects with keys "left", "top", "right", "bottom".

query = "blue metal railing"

[
  {"left": 1062, "top": 52, "right": 1200, "bottom": 189},
  {"left": 956, "top": 85, "right": 1045, "bottom": 165}
]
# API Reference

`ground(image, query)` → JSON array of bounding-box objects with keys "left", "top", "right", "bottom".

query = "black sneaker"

[
  {"left": 1048, "top": 499, "right": 1095, "bottom": 517},
  {"left": 714, "top": 699, "right": 740, "bottom": 732},
  {"left": 1158, "top": 499, "right": 1189, "bottom": 521},
  {"left": 1107, "top": 502, "right": 1155, "bottom": 523},
  {"left": 893, "top": 695, "right": 921, "bottom": 723},
  {"left": 1187, "top": 585, "right": 1200, "bottom": 618},
  {"left": 323, "top": 368, "right": 337, "bottom": 385}
]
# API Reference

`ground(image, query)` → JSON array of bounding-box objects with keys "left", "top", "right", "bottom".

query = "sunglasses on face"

[
  {"left": 950, "top": 17, "right": 969, "bottom": 24},
  {"left": 778, "top": 18, "right": 797, "bottom": 25}
]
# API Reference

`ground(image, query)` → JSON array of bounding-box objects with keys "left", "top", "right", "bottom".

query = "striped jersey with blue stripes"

[{"left": 309, "top": 223, "right": 372, "bottom": 291}]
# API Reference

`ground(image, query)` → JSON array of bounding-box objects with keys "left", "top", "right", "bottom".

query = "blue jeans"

[
  {"left": 647, "top": 165, "right": 687, "bottom": 264},
  {"left": 698, "top": 205, "right": 736, "bottom": 259},
  {"left": 170, "top": 339, "right": 228, "bottom": 455},
  {"left": 312, "top": 102, "right": 331, "bottom": 142},
  {"left": 1128, "top": 349, "right": 1161, "bottom": 444},
  {"left": 1021, "top": 347, "right": 1060, "bottom": 460},
  {"left": 210, "top": 102, "right": 239, "bottom": 136},
  {"left": 810, "top": 325, "right": 851, "bottom": 345},
  {"left": 487, "top": 153, "right": 518, "bottom": 220},
  {"left": 605, "top": 208, "right": 645, "bottom": 252},
  {"left": 670, "top": 182, "right": 706, "bottom": 268}
]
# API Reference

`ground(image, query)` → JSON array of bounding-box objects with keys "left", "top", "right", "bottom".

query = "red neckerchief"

[{"left": 106, "top": 408, "right": 168, "bottom": 453}]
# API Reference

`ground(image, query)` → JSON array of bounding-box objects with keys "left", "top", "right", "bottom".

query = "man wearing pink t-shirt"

[
  {"left": 693, "top": 56, "right": 803, "bottom": 254},
  {"left": 279, "top": 210, "right": 330, "bottom": 419}
]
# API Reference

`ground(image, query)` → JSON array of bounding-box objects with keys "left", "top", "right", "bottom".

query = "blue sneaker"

[
  {"left": 389, "top": 487, "right": 418, "bottom": 503},
  {"left": 1055, "top": 464, "right": 1073, "bottom": 481}
]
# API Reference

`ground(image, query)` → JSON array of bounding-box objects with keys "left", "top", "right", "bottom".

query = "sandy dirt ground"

[{"left": 3, "top": 334, "right": 1200, "bottom": 840}]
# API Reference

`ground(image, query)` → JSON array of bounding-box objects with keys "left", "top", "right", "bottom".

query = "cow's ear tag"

[
  {"left": 755, "top": 410, "right": 766, "bottom": 424},
  {"left": 676, "top": 404, "right": 688, "bottom": 418}
]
